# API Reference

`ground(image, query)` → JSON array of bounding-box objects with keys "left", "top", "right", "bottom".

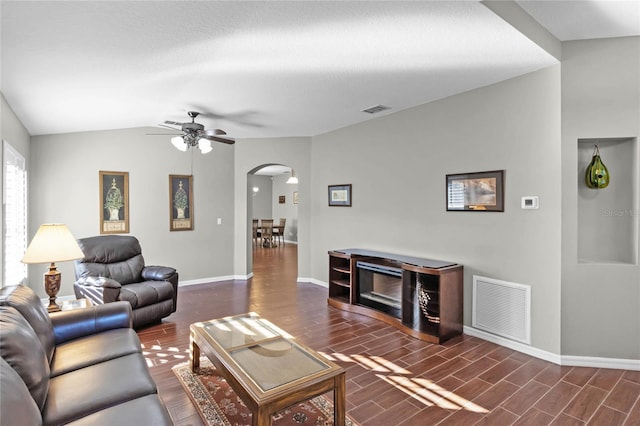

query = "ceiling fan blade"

[
  {"left": 202, "top": 135, "right": 235, "bottom": 145},
  {"left": 204, "top": 128, "right": 227, "bottom": 136},
  {"left": 157, "top": 123, "right": 180, "bottom": 130},
  {"left": 164, "top": 120, "right": 184, "bottom": 126},
  {"left": 146, "top": 133, "right": 183, "bottom": 136}
]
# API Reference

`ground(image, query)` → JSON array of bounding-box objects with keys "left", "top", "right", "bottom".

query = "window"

[{"left": 3, "top": 140, "right": 27, "bottom": 286}]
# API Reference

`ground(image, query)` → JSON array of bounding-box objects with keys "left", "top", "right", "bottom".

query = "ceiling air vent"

[{"left": 361, "top": 105, "right": 391, "bottom": 114}]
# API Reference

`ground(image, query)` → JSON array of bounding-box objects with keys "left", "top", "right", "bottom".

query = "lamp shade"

[
  {"left": 171, "top": 136, "right": 188, "bottom": 152},
  {"left": 198, "top": 138, "right": 212, "bottom": 154},
  {"left": 21, "top": 224, "right": 84, "bottom": 264},
  {"left": 286, "top": 169, "right": 298, "bottom": 184}
]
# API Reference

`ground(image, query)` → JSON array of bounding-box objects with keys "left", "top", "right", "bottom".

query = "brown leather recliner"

[{"left": 73, "top": 235, "right": 178, "bottom": 328}]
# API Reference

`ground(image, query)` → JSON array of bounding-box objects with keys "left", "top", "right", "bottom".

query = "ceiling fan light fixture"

[
  {"left": 198, "top": 138, "right": 212, "bottom": 154},
  {"left": 171, "top": 136, "right": 187, "bottom": 151},
  {"left": 286, "top": 169, "right": 298, "bottom": 184}
]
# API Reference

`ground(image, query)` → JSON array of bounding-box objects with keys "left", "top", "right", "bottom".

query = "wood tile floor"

[{"left": 138, "top": 244, "right": 640, "bottom": 425}]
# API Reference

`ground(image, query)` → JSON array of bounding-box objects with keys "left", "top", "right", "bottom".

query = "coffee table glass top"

[{"left": 195, "top": 312, "right": 331, "bottom": 391}]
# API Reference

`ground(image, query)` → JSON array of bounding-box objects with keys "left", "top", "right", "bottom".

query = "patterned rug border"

[{"left": 172, "top": 358, "right": 358, "bottom": 426}]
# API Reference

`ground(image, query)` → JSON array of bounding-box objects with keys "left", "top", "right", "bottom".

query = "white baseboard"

[
  {"left": 179, "top": 273, "right": 252, "bottom": 287},
  {"left": 300, "top": 278, "right": 327, "bottom": 287},
  {"left": 561, "top": 355, "right": 640, "bottom": 371},
  {"left": 463, "top": 326, "right": 562, "bottom": 365},
  {"left": 464, "top": 326, "right": 640, "bottom": 371}
]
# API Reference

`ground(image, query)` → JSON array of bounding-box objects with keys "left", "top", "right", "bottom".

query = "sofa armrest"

[
  {"left": 50, "top": 301, "right": 133, "bottom": 344},
  {"left": 74, "top": 276, "right": 121, "bottom": 304},
  {"left": 142, "top": 265, "right": 177, "bottom": 281},
  {"left": 75, "top": 276, "right": 121, "bottom": 289}
]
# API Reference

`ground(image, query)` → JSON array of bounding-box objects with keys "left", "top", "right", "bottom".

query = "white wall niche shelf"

[{"left": 577, "top": 137, "right": 638, "bottom": 265}]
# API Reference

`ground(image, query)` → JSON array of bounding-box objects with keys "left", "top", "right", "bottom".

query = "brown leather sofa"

[
  {"left": 73, "top": 235, "right": 178, "bottom": 329},
  {"left": 0, "top": 285, "right": 173, "bottom": 425}
]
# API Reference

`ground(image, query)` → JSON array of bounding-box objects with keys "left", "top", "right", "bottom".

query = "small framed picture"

[
  {"left": 170, "top": 174, "right": 193, "bottom": 231},
  {"left": 446, "top": 170, "right": 504, "bottom": 212},
  {"left": 99, "top": 171, "right": 129, "bottom": 234},
  {"left": 293, "top": 191, "right": 299, "bottom": 204},
  {"left": 328, "top": 184, "right": 352, "bottom": 207},
  {"left": 279, "top": 195, "right": 286, "bottom": 204}
]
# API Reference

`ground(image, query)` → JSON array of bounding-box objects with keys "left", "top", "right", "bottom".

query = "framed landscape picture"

[
  {"left": 446, "top": 170, "right": 504, "bottom": 212},
  {"left": 170, "top": 174, "right": 193, "bottom": 231},
  {"left": 328, "top": 184, "right": 352, "bottom": 207},
  {"left": 99, "top": 170, "right": 129, "bottom": 234}
]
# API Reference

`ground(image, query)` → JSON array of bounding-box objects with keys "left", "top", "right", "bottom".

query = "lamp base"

[{"left": 44, "top": 263, "right": 61, "bottom": 313}]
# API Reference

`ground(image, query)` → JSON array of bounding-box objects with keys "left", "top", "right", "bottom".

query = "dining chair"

[
  {"left": 273, "top": 218, "right": 286, "bottom": 246},
  {"left": 252, "top": 219, "right": 260, "bottom": 246},
  {"left": 260, "top": 219, "right": 275, "bottom": 247}
]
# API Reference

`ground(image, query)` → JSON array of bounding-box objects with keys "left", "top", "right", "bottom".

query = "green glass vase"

[{"left": 585, "top": 145, "right": 610, "bottom": 189}]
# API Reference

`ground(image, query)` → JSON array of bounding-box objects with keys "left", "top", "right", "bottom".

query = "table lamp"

[{"left": 21, "top": 223, "right": 84, "bottom": 312}]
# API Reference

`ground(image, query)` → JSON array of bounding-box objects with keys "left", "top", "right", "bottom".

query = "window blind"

[{"left": 3, "top": 140, "right": 27, "bottom": 286}]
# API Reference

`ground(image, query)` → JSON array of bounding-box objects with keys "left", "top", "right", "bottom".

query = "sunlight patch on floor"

[
  {"left": 380, "top": 375, "right": 488, "bottom": 413},
  {"left": 141, "top": 342, "right": 188, "bottom": 367},
  {"left": 322, "top": 351, "right": 488, "bottom": 413}
]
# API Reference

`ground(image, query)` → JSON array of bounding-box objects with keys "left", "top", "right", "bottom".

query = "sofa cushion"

[
  {"left": 50, "top": 328, "right": 142, "bottom": 377},
  {"left": 0, "top": 357, "right": 43, "bottom": 426},
  {"left": 120, "top": 280, "right": 175, "bottom": 309},
  {"left": 0, "top": 306, "right": 50, "bottom": 410},
  {"left": 0, "top": 285, "right": 55, "bottom": 362},
  {"left": 65, "top": 394, "right": 173, "bottom": 426},
  {"left": 43, "top": 353, "right": 158, "bottom": 425}
]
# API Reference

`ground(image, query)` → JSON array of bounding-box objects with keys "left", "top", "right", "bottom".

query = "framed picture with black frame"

[
  {"left": 446, "top": 170, "right": 504, "bottom": 212},
  {"left": 328, "top": 184, "right": 352, "bottom": 207}
]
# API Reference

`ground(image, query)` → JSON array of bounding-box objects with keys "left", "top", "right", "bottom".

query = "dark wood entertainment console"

[{"left": 328, "top": 249, "right": 463, "bottom": 344}]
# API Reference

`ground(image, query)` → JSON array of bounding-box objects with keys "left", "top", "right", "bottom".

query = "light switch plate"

[{"left": 521, "top": 196, "right": 539, "bottom": 209}]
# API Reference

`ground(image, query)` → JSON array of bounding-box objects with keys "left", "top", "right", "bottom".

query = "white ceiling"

[{"left": 1, "top": 1, "right": 638, "bottom": 140}]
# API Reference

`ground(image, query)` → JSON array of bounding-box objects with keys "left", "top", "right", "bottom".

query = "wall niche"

[{"left": 577, "top": 137, "right": 638, "bottom": 264}]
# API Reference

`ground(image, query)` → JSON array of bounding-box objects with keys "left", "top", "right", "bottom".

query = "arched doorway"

[{"left": 247, "top": 164, "right": 299, "bottom": 278}]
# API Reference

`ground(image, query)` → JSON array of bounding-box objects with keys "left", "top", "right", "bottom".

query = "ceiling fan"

[{"left": 152, "top": 111, "right": 235, "bottom": 154}]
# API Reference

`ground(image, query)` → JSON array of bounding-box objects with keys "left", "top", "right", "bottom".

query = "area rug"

[{"left": 172, "top": 358, "right": 358, "bottom": 426}]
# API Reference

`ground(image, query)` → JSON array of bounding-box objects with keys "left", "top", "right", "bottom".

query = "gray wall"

[
  {"left": 272, "top": 173, "right": 299, "bottom": 242},
  {"left": 309, "top": 66, "right": 563, "bottom": 355},
  {"left": 28, "top": 127, "right": 236, "bottom": 297},
  {"left": 561, "top": 36, "right": 640, "bottom": 359},
  {"left": 249, "top": 174, "right": 273, "bottom": 220}
]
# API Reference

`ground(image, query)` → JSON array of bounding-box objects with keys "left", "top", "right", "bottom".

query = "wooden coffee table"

[{"left": 190, "top": 312, "right": 346, "bottom": 426}]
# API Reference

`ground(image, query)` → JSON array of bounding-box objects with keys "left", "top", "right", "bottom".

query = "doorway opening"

[{"left": 248, "top": 164, "right": 299, "bottom": 278}]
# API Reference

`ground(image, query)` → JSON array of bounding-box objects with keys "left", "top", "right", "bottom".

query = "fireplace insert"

[{"left": 356, "top": 261, "right": 402, "bottom": 318}]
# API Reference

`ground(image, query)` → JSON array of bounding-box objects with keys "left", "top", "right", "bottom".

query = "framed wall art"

[
  {"left": 279, "top": 195, "right": 286, "bottom": 204},
  {"left": 328, "top": 184, "right": 352, "bottom": 207},
  {"left": 446, "top": 170, "right": 504, "bottom": 212},
  {"left": 170, "top": 174, "right": 193, "bottom": 231},
  {"left": 293, "top": 191, "right": 299, "bottom": 204},
  {"left": 99, "top": 170, "right": 129, "bottom": 234}
]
